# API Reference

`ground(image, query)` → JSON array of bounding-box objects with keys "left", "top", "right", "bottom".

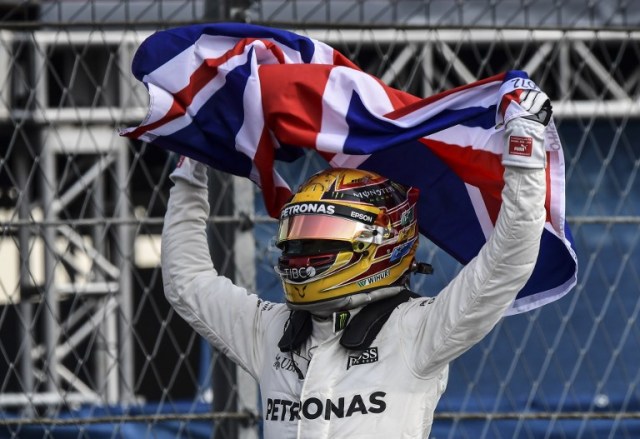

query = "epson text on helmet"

[{"left": 350, "top": 211, "right": 374, "bottom": 223}]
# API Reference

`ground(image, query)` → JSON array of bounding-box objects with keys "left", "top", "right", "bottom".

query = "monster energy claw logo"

[{"left": 334, "top": 311, "right": 350, "bottom": 332}]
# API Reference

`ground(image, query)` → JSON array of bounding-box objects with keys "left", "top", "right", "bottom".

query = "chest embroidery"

[
  {"left": 273, "top": 347, "right": 314, "bottom": 375},
  {"left": 347, "top": 347, "right": 379, "bottom": 370}
]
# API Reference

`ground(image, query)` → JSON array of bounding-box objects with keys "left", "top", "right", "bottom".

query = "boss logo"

[{"left": 347, "top": 347, "right": 379, "bottom": 369}]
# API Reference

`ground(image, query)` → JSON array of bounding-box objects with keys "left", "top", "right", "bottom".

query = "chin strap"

[
  {"left": 278, "top": 310, "right": 313, "bottom": 353},
  {"left": 278, "top": 289, "right": 419, "bottom": 353},
  {"left": 340, "top": 290, "right": 420, "bottom": 350}
]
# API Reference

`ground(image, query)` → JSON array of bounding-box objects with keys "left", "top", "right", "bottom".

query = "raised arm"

[
  {"left": 406, "top": 91, "right": 551, "bottom": 377},
  {"left": 161, "top": 158, "right": 285, "bottom": 377}
]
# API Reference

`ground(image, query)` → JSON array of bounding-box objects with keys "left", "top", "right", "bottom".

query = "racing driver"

[{"left": 160, "top": 90, "right": 552, "bottom": 438}]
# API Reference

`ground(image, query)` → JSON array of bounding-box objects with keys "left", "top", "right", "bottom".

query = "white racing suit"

[{"left": 161, "top": 160, "right": 546, "bottom": 438}]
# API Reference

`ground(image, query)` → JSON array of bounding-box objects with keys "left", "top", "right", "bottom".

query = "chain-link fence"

[{"left": 0, "top": 1, "right": 638, "bottom": 438}]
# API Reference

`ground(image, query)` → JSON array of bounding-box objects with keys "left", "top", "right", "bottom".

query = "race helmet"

[{"left": 275, "top": 168, "right": 420, "bottom": 312}]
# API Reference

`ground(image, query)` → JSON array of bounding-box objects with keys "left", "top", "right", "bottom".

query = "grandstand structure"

[{"left": 0, "top": 1, "right": 638, "bottom": 438}]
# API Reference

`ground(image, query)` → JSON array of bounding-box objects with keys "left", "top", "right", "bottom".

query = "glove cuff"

[{"left": 169, "top": 156, "right": 208, "bottom": 188}]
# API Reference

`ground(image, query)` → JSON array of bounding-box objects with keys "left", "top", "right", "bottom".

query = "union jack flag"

[{"left": 121, "top": 23, "right": 577, "bottom": 314}]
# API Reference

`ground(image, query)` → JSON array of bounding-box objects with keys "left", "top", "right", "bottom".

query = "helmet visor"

[{"left": 277, "top": 215, "right": 382, "bottom": 246}]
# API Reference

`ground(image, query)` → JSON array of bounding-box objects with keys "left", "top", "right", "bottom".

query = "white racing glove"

[
  {"left": 169, "top": 156, "right": 208, "bottom": 188},
  {"left": 502, "top": 90, "right": 552, "bottom": 169}
]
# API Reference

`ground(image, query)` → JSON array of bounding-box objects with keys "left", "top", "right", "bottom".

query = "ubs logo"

[
  {"left": 347, "top": 347, "right": 379, "bottom": 370},
  {"left": 273, "top": 349, "right": 314, "bottom": 377},
  {"left": 273, "top": 354, "right": 300, "bottom": 374}
]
